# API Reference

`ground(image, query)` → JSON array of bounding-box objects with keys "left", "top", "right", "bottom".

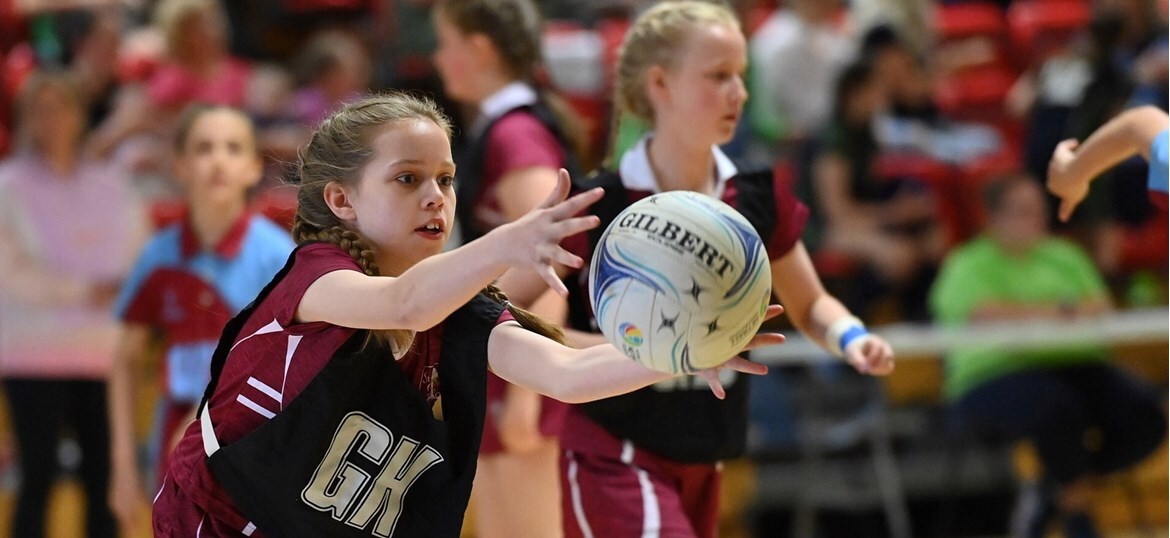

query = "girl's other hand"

[{"left": 694, "top": 304, "right": 786, "bottom": 399}]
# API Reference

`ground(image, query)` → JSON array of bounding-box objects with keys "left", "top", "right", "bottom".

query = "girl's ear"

[
  {"left": 468, "top": 32, "right": 500, "bottom": 67},
  {"left": 323, "top": 181, "right": 357, "bottom": 221},
  {"left": 646, "top": 64, "right": 669, "bottom": 110},
  {"left": 244, "top": 154, "right": 264, "bottom": 189}
]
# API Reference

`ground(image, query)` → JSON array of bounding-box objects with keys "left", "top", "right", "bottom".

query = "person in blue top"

[
  {"left": 1048, "top": 105, "right": 1169, "bottom": 220},
  {"left": 106, "top": 104, "right": 295, "bottom": 533}
]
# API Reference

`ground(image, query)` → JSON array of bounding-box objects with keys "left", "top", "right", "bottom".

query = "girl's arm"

[
  {"left": 297, "top": 171, "right": 602, "bottom": 331},
  {"left": 771, "top": 243, "right": 895, "bottom": 375},
  {"left": 487, "top": 306, "right": 785, "bottom": 403},
  {"left": 1048, "top": 106, "right": 1170, "bottom": 221},
  {"left": 106, "top": 324, "right": 153, "bottom": 530}
]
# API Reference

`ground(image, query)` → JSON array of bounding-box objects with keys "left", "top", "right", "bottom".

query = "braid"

[
  {"left": 482, "top": 284, "right": 567, "bottom": 346},
  {"left": 293, "top": 220, "right": 415, "bottom": 353},
  {"left": 294, "top": 223, "right": 381, "bottom": 276}
]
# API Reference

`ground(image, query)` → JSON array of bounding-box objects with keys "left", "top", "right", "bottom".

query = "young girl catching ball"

[{"left": 151, "top": 92, "right": 781, "bottom": 537}]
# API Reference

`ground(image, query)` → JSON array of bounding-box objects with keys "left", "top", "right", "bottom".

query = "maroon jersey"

[{"left": 160, "top": 243, "right": 515, "bottom": 534}]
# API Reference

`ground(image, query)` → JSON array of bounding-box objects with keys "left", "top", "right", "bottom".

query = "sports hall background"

[{"left": 0, "top": 0, "right": 1165, "bottom": 536}]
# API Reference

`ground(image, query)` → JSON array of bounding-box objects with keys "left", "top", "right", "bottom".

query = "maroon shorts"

[
  {"left": 152, "top": 473, "right": 264, "bottom": 538},
  {"left": 559, "top": 409, "right": 721, "bottom": 538},
  {"left": 480, "top": 372, "right": 568, "bottom": 455}
]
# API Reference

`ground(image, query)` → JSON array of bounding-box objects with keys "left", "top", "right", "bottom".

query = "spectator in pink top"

[
  {"left": 0, "top": 71, "right": 149, "bottom": 538},
  {"left": 146, "top": 0, "right": 252, "bottom": 109},
  {"left": 89, "top": 0, "right": 254, "bottom": 165}
]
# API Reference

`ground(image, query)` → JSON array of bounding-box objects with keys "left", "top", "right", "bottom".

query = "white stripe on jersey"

[
  {"left": 243, "top": 522, "right": 256, "bottom": 536},
  {"left": 246, "top": 377, "right": 282, "bottom": 403},
  {"left": 236, "top": 394, "right": 276, "bottom": 419},
  {"left": 566, "top": 451, "right": 596, "bottom": 538},
  {"left": 229, "top": 319, "right": 284, "bottom": 353},
  {"left": 281, "top": 334, "right": 303, "bottom": 410}
]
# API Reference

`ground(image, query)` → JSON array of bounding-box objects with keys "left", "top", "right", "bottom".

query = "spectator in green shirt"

[{"left": 929, "top": 175, "right": 1165, "bottom": 538}]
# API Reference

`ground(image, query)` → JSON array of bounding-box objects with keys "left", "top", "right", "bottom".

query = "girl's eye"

[
  {"left": 396, "top": 174, "right": 415, "bottom": 184},
  {"left": 439, "top": 175, "right": 456, "bottom": 187}
]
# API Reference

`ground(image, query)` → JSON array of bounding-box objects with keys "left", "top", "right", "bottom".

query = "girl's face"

[
  {"left": 174, "top": 110, "right": 262, "bottom": 208},
  {"left": 28, "top": 84, "right": 84, "bottom": 153},
  {"left": 651, "top": 23, "right": 748, "bottom": 145},
  {"left": 432, "top": 11, "right": 484, "bottom": 103},
  {"left": 340, "top": 119, "right": 457, "bottom": 276}
]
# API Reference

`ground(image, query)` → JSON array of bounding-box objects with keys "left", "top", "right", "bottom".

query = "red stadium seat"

[
  {"left": 935, "top": 64, "right": 1017, "bottom": 120},
  {"left": 935, "top": 2, "right": 1007, "bottom": 42},
  {"left": 873, "top": 152, "right": 965, "bottom": 244},
  {"left": 1120, "top": 212, "right": 1169, "bottom": 272},
  {"left": 3, "top": 42, "right": 35, "bottom": 99},
  {"left": 1007, "top": 0, "right": 1092, "bottom": 65}
]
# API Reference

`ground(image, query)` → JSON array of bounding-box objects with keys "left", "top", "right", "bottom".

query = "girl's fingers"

[
  {"left": 549, "top": 187, "right": 604, "bottom": 219},
  {"left": 762, "top": 304, "right": 784, "bottom": 322},
  {"left": 539, "top": 265, "right": 569, "bottom": 297},
  {"left": 702, "top": 372, "right": 726, "bottom": 400},
  {"left": 548, "top": 247, "right": 584, "bottom": 269},
  {"left": 742, "top": 332, "right": 785, "bottom": 351},
  {"left": 554, "top": 215, "right": 602, "bottom": 239},
  {"left": 537, "top": 169, "right": 573, "bottom": 209},
  {"left": 722, "top": 356, "right": 769, "bottom": 375}
]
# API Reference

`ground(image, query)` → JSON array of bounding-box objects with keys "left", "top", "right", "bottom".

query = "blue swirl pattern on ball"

[{"left": 588, "top": 191, "right": 772, "bottom": 373}]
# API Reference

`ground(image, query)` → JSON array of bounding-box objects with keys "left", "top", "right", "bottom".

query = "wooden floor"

[{"left": 0, "top": 465, "right": 1160, "bottom": 538}]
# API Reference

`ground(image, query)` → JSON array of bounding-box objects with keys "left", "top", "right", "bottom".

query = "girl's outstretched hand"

[
  {"left": 497, "top": 168, "right": 603, "bottom": 296},
  {"left": 844, "top": 334, "right": 895, "bottom": 376},
  {"left": 1047, "top": 139, "right": 1089, "bottom": 222},
  {"left": 695, "top": 304, "right": 786, "bottom": 399}
]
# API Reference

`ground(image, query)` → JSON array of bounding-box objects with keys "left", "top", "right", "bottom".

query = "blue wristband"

[{"left": 838, "top": 326, "right": 869, "bottom": 354}]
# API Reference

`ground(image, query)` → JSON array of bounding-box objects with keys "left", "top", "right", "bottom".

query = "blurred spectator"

[
  {"left": 862, "top": 25, "right": 1002, "bottom": 164},
  {"left": 88, "top": 0, "right": 255, "bottom": 166},
  {"left": 802, "top": 61, "right": 944, "bottom": 320},
  {"left": 106, "top": 105, "right": 294, "bottom": 534},
  {"left": 291, "top": 29, "right": 369, "bottom": 127},
  {"left": 0, "top": 70, "right": 149, "bottom": 538},
  {"left": 747, "top": 0, "right": 853, "bottom": 147},
  {"left": 851, "top": 0, "right": 934, "bottom": 56},
  {"left": 930, "top": 176, "right": 1166, "bottom": 538},
  {"left": 42, "top": 8, "right": 123, "bottom": 128},
  {"left": 1100, "top": 0, "right": 1168, "bottom": 109}
]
